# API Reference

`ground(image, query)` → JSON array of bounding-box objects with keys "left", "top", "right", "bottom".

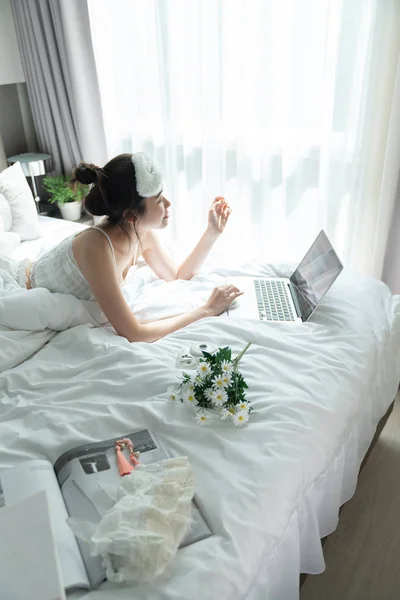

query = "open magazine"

[{"left": 0, "top": 430, "right": 212, "bottom": 592}]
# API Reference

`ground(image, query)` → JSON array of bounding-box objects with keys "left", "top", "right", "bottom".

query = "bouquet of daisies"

[{"left": 167, "top": 342, "right": 252, "bottom": 426}]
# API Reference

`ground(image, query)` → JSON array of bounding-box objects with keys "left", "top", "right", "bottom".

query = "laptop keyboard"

[{"left": 254, "top": 279, "right": 296, "bottom": 321}]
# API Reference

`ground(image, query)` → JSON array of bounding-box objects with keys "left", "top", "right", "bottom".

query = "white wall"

[
  {"left": 0, "top": 0, "right": 25, "bottom": 85},
  {"left": 0, "top": 84, "right": 28, "bottom": 158},
  {"left": 0, "top": 0, "right": 37, "bottom": 162}
]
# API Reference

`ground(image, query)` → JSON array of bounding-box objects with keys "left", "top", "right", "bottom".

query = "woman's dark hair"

[{"left": 70, "top": 154, "right": 146, "bottom": 240}]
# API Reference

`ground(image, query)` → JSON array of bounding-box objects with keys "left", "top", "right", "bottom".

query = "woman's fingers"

[
  {"left": 215, "top": 202, "right": 231, "bottom": 225},
  {"left": 221, "top": 284, "right": 241, "bottom": 295},
  {"left": 213, "top": 196, "right": 224, "bottom": 207},
  {"left": 213, "top": 197, "right": 231, "bottom": 212}
]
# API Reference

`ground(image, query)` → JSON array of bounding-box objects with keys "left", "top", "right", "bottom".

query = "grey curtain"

[
  {"left": 11, "top": 0, "right": 107, "bottom": 175},
  {"left": 382, "top": 178, "right": 400, "bottom": 294}
]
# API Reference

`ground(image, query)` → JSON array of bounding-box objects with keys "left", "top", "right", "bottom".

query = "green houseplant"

[{"left": 42, "top": 175, "right": 89, "bottom": 221}]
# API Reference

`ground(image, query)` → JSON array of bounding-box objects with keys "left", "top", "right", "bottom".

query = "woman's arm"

[
  {"left": 178, "top": 196, "right": 231, "bottom": 279},
  {"left": 142, "top": 197, "right": 231, "bottom": 281},
  {"left": 77, "top": 233, "right": 241, "bottom": 343},
  {"left": 175, "top": 229, "right": 220, "bottom": 280}
]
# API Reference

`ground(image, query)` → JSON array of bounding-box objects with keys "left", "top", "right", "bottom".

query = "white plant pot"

[{"left": 59, "top": 201, "right": 82, "bottom": 221}]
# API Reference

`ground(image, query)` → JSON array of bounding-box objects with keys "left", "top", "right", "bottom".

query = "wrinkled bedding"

[{"left": 0, "top": 218, "right": 399, "bottom": 600}]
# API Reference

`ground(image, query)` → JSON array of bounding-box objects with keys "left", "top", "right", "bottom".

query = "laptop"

[{"left": 226, "top": 230, "right": 343, "bottom": 322}]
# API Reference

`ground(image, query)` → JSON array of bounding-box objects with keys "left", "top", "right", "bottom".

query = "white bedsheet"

[
  {"left": 0, "top": 219, "right": 399, "bottom": 600},
  {"left": 12, "top": 215, "right": 87, "bottom": 262}
]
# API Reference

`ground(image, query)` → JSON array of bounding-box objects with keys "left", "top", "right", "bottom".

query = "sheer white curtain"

[{"left": 88, "top": 0, "right": 400, "bottom": 273}]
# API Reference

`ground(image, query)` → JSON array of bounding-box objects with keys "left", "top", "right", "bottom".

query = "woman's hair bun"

[
  {"left": 70, "top": 162, "right": 109, "bottom": 216},
  {"left": 71, "top": 153, "right": 148, "bottom": 224},
  {"left": 72, "top": 162, "right": 101, "bottom": 185}
]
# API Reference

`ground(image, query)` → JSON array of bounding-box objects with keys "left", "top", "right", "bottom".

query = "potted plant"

[{"left": 42, "top": 175, "right": 89, "bottom": 221}]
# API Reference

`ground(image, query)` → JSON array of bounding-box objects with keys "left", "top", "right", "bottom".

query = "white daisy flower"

[
  {"left": 183, "top": 391, "right": 197, "bottom": 406},
  {"left": 196, "top": 412, "right": 211, "bottom": 426},
  {"left": 197, "top": 361, "right": 212, "bottom": 379},
  {"left": 237, "top": 402, "right": 251, "bottom": 413},
  {"left": 220, "top": 408, "right": 232, "bottom": 421},
  {"left": 191, "top": 373, "right": 204, "bottom": 387},
  {"left": 221, "top": 373, "right": 233, "bottom": 387},
  {"left": 186, "top": 381, "right": 195, "bottom": 393},
  {"left": 167, "top": 385, "right": 178, "bottom": 403},
  {"left": 221, "top": 360, "right": 234, "bottom": 374},
  {"left": 232, "top": 410, "right": 249, "bottom": 426},
  {"left": 212, "top": 374, "right": 229, "bottom": 389},
  {"left": 204, "top": 388, "right": 214, "bottom": 401},
  {"left": 211, "top": 389, "right": 228, "bottom": 407}
]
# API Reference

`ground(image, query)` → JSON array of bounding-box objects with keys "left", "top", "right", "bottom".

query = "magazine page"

[
  {"left": 0, "top": 461, "right": 89, "bottom": 592},
  {"left": 0, "top": 491, "right": 66, "bottom": 600},
  {"left": 53, "top": 430, "right": 166, "bottom": 589},
  {"left": 54, "top": 430, "right": 212, "bottom": 588}
]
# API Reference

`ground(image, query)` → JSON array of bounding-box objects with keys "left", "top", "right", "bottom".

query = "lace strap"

[{"left": 91, "top": 226, "right": 116, "bottom": 268}]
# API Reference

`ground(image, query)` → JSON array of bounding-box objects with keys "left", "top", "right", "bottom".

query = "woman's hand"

[
  {"left": 207, "top": 197, "right": 232, "bottom": 237},
  {"left": 203, "top": 284, "right": 243, "bottom": 316}
]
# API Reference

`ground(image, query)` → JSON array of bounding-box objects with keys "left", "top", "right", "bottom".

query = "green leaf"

[
  {"left": 168, "top": 343, "right": 252, "bottom": 420},
  {"left": 42, "top": 175, "right": 89, "bottom": 205}
]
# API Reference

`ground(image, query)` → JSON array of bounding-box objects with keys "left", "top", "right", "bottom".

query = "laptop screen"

[{"left": 290, "top": 230, "right": 343, "bottom": 321}]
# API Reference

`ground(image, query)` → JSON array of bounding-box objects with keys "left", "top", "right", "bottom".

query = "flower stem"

[
  {"left": 234, "top": 342, "right": 252, "bottom": 366},
  {"left": 233, "top": 342, "right": 251, "bottom": 404}
]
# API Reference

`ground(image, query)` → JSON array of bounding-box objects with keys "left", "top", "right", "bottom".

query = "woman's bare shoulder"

[{"left": 72, "top": 227, "right": 112, "bottom": 268}]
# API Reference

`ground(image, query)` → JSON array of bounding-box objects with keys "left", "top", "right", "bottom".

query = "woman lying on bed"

[{"left": 23, "top": 152, "right": 242, "bottom": 342}]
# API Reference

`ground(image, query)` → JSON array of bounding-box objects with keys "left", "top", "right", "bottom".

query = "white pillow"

[
  {"left": 0, "top": 231, "right": 21, "bottom": 258},
  {"left": 0, "top": 162, "right": 41, "bottom": 241},
  {"left": 0, "top": 192, "right": 12, "bottom": 232}
]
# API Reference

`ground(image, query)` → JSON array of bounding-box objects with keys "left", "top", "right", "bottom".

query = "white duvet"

[{"left": 0, "top": 243, "right": 399, "bottom": 600}]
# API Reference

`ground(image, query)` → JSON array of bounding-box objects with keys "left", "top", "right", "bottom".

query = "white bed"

[
  {"left": 0, "top": 216, "right": 399, "bottom": 600},
  {"left": 11, "top": 215, "right": 88, "bottom": 261}
]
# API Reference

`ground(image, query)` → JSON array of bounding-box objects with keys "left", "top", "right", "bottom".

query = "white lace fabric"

[
  {"left": 30, "top": 235, "right": 96, "bottom": 300},
  {"left": 0, "top": 254, "right": 30, "bottom": 288},
  {"left": 68, "top": 457, "right": 195, "bottom": 583}
]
